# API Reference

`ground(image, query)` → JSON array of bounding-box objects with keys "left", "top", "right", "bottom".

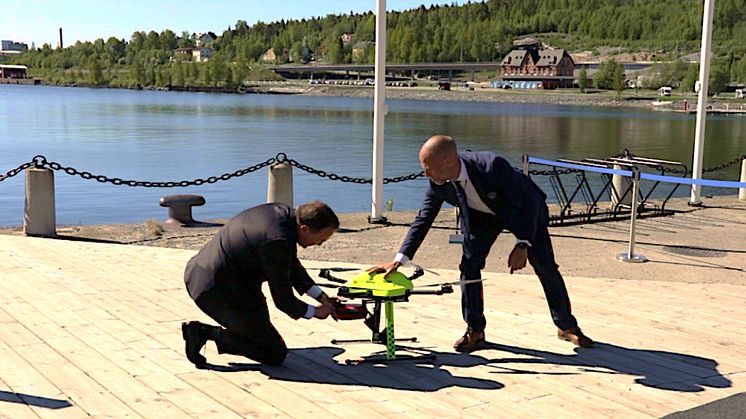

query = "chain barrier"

[
  {"left": 0, "top": 161, "right": 34, "bottom": 183},
  {"left": 2, "top": 151, "right": 744, "bottom": 186},
  {"left": 0, "top": 155, "right": 276, "bottom": 187},
  {"left": 275, "top": 153, "right": 425, "bottom": 184}
]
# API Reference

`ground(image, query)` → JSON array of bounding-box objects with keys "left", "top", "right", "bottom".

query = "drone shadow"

[{"left": 258, "top": 346, "right": 504, "bottom": 392}]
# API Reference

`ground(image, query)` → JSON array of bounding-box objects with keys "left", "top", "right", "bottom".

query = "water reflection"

[{"left": 0, "top": 85, "right": 744, "bottom": 226}]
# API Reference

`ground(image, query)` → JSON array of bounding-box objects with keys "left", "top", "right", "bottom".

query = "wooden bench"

[{"left": 159, "top": 194, "right": 205, "bottom": 226}]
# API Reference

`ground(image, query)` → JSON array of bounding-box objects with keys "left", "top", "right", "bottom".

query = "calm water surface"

[{"left": 1, "top": 84, "right": 744, "bottom": 226}]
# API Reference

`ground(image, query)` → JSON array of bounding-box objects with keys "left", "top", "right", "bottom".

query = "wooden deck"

[{"left": 0, "top": 234, "right": 744, "bottom": 418}]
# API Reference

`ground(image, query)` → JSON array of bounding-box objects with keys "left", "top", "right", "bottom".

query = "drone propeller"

[
  {"left": 409, "top": 262, "right": 440, "bottom": 276},
  {"left": 307, "top": 267, "right": 360, "bottom": 272},
  {"left": 417, "top": 278, "right": 487, "bottom": 288}
]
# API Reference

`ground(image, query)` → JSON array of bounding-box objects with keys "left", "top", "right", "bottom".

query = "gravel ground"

[{"left": 3, "top": 196, "right": 745, "bottom": 286}]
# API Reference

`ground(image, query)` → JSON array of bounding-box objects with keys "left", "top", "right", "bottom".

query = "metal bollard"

[
  {"left": 24, "top": 167, "right": 57, "bottom": 236},
  {"left": 738, "top": 159, "right": 746, "bottom": 201},
  {"left": 617, "top": 167, "right": 646, "bottom": 263},
  {"left": 267, "top": 162, "right": 293, "bottom": 208},
  {"left": 611, "top": 163, "right": 633, "bottom": 208}
]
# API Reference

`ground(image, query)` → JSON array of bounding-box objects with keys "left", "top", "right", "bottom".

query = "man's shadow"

[
  {"left": 197, "top": 341, "right": 731, "bottom": 393},
  {"left": 472, "top": 341, "right": 732, "bottom": 392},
  {"left": 204, "top": 346, "right": 504, "bottom": 392}
]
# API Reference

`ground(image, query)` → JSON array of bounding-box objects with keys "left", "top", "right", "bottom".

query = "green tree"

[
  {"left": 578, "top": 65, "right": 587, "bottom": 93},
  {"left": 325, "top": 37, "right": 343, "bottom": 63},
  {"left": 594, "top": 60, "right": 611, "bottom": 89},
  {"left": 172, "top": 62, "right": 185, "bottom": 87},
  {"left": 681, "top": 64, "right": 698, "bottom": 92},
  {"left": 89, "top": 60, "right": 104, "bottom": 85},
  {"left": 709, "top": 63, "right": 730, "bottom": 94},
  {"left": 612, "top": 63, "right": 624, "bottom": 99}
]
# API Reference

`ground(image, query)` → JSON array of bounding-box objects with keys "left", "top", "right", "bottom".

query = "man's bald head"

[
  {"left": 420, "top": 135, "right": 458, "bottom": 161},
  {"left": 419, "top": 135, "right": 461, "bottom": 184}
]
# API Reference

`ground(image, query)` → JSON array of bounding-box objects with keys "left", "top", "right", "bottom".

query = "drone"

[{"left": 316, "top": 267, "right": 455, "bottom": 365}]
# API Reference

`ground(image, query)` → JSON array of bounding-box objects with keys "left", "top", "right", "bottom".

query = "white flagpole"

[
  {"left": 690, "top": 0, "right": 715, "bottom": 205},
  {"left": 370, "top": 0, "right": 388, "bottom": 222}
]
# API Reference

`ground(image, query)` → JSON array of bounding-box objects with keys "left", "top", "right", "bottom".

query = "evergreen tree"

[{"left": 578, "top": 65, "right": 587, "bottom": 93}]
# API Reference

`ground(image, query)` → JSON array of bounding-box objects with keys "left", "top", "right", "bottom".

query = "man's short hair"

[{"left": 296, "top": 200, "right": 339, "bottom": 231}]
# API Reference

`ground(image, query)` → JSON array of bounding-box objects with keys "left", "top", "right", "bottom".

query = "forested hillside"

[{"left": 6, "top": 0, "right": 746, "bottom": 89}]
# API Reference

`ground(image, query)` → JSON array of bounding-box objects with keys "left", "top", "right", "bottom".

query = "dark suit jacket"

[
  {"left": 400, "top": 151, "right": 548, "bottom": 259},
  {"left": 184, "top": 203, "right": 316, "bottom": 319}
]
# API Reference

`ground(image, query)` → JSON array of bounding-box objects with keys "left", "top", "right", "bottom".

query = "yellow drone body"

[{"left": 344, "top": 271, "right": 414, "bottom": 297}]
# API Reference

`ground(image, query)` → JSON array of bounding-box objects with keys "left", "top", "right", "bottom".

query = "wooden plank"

[{"left": 3, "top": 234, "right": 746, "bottom": 417}]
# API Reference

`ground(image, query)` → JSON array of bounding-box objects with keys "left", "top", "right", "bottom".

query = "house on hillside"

[
  {"left": 340, "top": 33, "right": 355, "bottom": 44},
  {"left": 172, "top": 48, "right": 194, "bottom": 61},
  {"left": 196, "top": 32, "right": 217, "bottom": 47},
  {"left": 499, "top": 46, "right": 575, "bottom": 89},
  {"left": 192, "top": 47, "right": 212, "bottom": 62}
]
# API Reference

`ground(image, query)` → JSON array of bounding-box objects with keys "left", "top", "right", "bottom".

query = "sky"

[{"left": 3, "top": 0, "right": 458, "bottom": 48}]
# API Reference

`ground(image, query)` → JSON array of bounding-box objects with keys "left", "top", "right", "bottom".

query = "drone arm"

[
  {"left": 410, "top": 284, "right": 454, "bottom": 295},
  {"left": 318, "top": 269, "right": 347, "bottom": 284}
]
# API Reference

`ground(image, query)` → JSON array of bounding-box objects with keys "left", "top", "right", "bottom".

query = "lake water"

[{"left": 1, "top": 84, "right": 744, "bottom": 227}]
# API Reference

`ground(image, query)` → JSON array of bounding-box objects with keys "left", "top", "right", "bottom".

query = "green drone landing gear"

[
  {"left": 320, "top": 269, "right": 452, "bottom": 365},
  {"left": 332, "top": 299, "right": 434, "bottom": 365}
]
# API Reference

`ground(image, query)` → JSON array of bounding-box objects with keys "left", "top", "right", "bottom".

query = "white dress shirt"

[{"left": 395, "top": 158, "right": 530, "bottom": 265}]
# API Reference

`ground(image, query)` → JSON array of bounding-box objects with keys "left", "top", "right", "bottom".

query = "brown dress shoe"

[
  {"left": 558, "top": 327, "right": 594, "bottom": 348},
  {"left": 454, "top": 328, "right": 486, "bottom": 352}
]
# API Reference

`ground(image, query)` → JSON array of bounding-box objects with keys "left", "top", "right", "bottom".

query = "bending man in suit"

[
  {"left": 370, "top": 135, "right": 593, "bottom": 352},
  {"left": 182, "top": 200, "right": 339, "bottom": 367}
]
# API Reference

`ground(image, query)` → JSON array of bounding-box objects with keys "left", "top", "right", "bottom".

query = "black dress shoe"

[
  {"left": 558, "top": 327, "right": 594, "bottom": 348},
  {"left": 182, "top": 321, "right": 210, "bottom": 366},
  {"left": 454, "top": 328, "right": 486, "bottom": 353}
]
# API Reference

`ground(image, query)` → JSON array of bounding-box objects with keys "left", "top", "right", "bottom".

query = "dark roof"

[
  {"left": 535, "top": 49, "right": 571, "bottom": 66},
  {"left": 501, "top": 50, "right": 529, "bottom": 67}
]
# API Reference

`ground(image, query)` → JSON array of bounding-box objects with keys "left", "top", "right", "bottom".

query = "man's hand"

[
  {"left": 318, "top": 293, "right": 334, "bottom": 307},
  {"left": 313, "top": 302, "right": 334, "bottom": 319},
  {"left": 508, "top": 245, "right": 528, "bottom": 274},
  {"left": 366, "top": 261, "right": 402, "bottom": 278}
]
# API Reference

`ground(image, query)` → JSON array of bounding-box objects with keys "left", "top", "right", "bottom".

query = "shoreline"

[
  {"left": 2, "top": 196, "right": 745, "bottom": 286},
  {"left": 9, "top": 80, "right": 697, "bottom": 110}
]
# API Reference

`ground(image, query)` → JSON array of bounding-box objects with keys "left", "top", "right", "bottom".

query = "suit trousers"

[
  {"left": 459, "top": 209, "right": 578, "bottom": 332},
  {"left": 194, "top": 283, "right": 288, "bottom": 365}
]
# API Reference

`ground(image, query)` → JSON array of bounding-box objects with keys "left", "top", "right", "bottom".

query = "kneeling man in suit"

[{"left": 182, "top": 200, "right": 338, "bottom": 366}]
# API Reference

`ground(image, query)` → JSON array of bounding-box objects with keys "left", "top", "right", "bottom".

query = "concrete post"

[
  {"left": 24, "top": 167, "right": 56, "bottom": 236},
  {"left": 738, "top": 159, "right": 746, "bottom": 201},
  {"left": 611, "top": 164, "right": 633, "bottom": 207},
  {"left": 267, "top": 163, "right": 293, "bottom": 208}
]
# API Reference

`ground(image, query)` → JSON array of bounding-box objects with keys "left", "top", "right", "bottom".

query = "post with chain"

[
  {"left": 617, "top": 167, "right": 646, "bottom": 263},
  {"left": 24, "top": 159, "right": 57, "bottom": 237},
  {"left": 738, "top": 155, "right": 746, "bottom": 201},
  {"left": 267, "top": 156, "right": 293, "bottom": 208}
]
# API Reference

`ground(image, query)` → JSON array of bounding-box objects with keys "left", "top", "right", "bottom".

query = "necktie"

[{"left": 454, "top": 181, "right": 471, "bottom": 244}]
